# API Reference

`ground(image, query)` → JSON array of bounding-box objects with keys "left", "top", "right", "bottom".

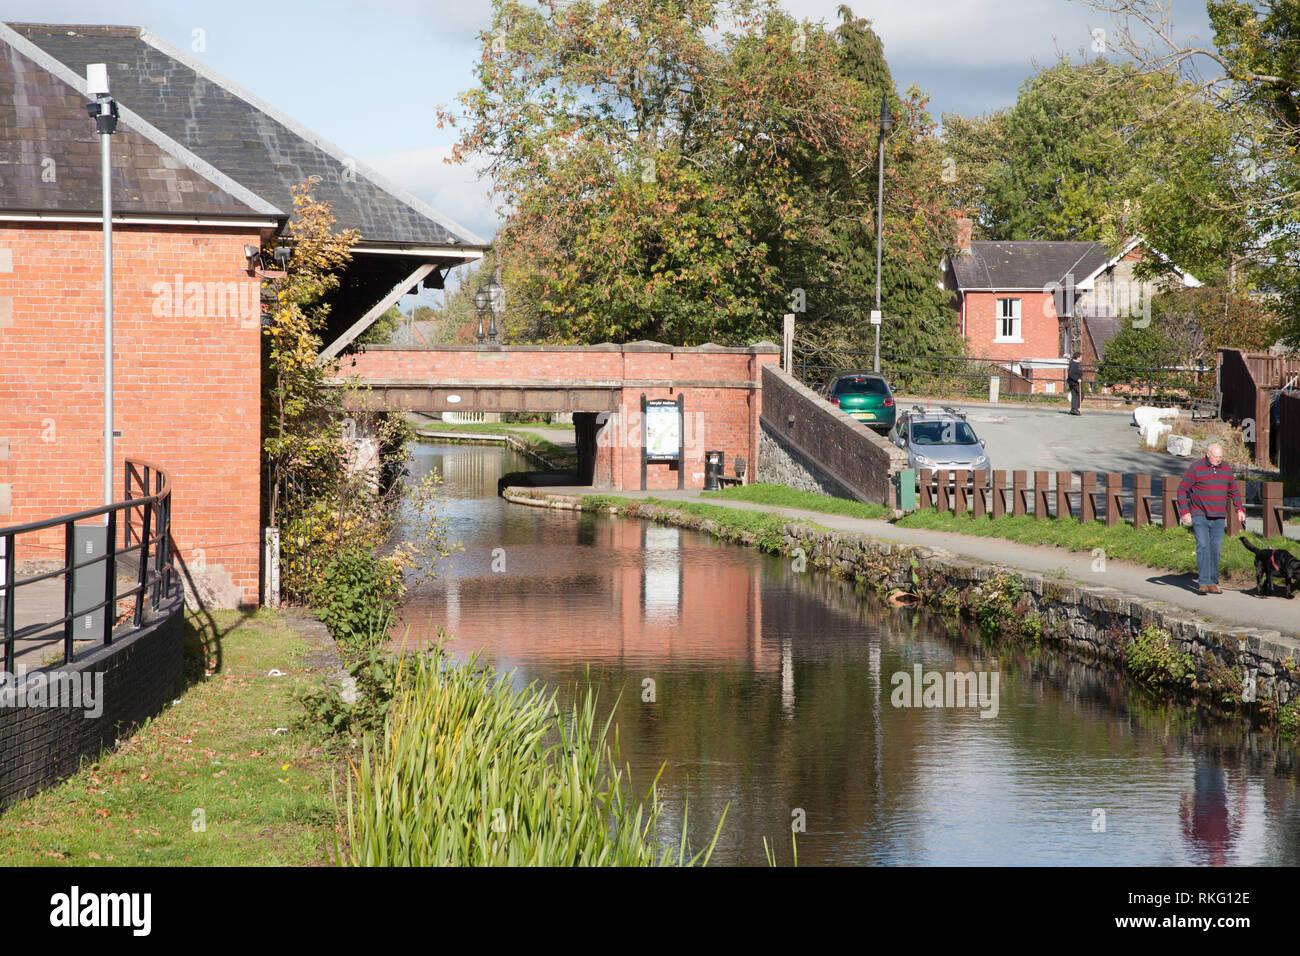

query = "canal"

[{"left": 392, "top": 441, "right": 1300, "bottom": 866}]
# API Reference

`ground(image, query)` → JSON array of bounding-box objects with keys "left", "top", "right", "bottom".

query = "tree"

[
  {"left": 1076, "top": 0, "right": 1300, "bottom": 344},
  {"left": 262, "top": 183, "right": 453, "bottom": 604},
  {"left": 940, "top": 57, "right": 1241, "bottom": 253},
  {"left": 441, "top": 0, "right": 960, "bottom": 357}
]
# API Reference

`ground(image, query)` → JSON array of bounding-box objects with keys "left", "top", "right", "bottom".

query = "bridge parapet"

[{"left": 335, "top": 342, "right": 782, "bottom": 491}]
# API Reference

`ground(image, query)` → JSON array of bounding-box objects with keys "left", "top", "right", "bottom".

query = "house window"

[{"left": 995, "top": 298, "right": 1021, "bottom": 341}]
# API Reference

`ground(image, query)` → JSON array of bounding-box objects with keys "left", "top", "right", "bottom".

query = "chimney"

[{"left": 955, "top": 217, "right": 973, "bottom": 255}]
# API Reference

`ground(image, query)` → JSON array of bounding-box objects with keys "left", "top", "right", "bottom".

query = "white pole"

[{"left": 102, "top": 117, "right": 113, "bottom": 509}]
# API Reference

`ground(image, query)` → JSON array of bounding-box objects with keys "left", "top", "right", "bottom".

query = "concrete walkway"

[{"left": 529, "top": 485, "right": 1300, "bottom": 642}]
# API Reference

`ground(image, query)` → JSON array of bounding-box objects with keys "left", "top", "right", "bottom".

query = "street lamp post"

[
  {"left": 86, "top": 64, "right": 119, "bottom": 509},
  {"left": 873, "top": 92, "right": 893, "bottom": 375},
  {"left": 473, "top": 285, "right": 489, "bottom": 344}
]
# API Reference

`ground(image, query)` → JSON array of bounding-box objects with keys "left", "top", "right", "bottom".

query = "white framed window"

[{"left": 995, "top": 298, "right": 1021, "bottom": 341}]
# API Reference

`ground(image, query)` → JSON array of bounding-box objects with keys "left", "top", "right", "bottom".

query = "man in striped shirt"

[{"left": 1176, "top": 443, "right": 1246, "bottom": 595}]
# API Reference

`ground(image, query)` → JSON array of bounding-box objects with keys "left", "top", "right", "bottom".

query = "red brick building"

[
  {"left": 0, "top": 23, "right": 485, "bottom": 607},
  {"left": 942, "top": 224, "right": 1200, "bottom": 394}
]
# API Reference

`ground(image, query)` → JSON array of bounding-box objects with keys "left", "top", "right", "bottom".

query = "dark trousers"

[{"left": 1069, "top": 381, "right": 1081, "bottom": 412}]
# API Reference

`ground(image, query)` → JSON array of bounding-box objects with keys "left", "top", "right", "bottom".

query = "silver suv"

[{"left": 889, "top": 406, "right": 991, "bottom": 477}]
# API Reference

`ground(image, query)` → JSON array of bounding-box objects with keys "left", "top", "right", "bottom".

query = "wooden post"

[
  {"left": 1056, "top": 471, "right": 1072, "bottom": 520},
  {"left": 1034, "top": 471, "right": 1050, "bottom": 519},
  {"left": 1254, "top": 388, "right": 1270, "bottom": 468},
  {"left": 936, "top": 472, "right": 950, "bottom": 513},
  {"left": 1263, "top": 481, "right": 1283, "bottom": 539},
  {"left": 1012, "top": 471, "right": 1027, "bottom": 517},
  {"left": 992, "top": 470, "right": 1006, "bottom": 519},
  {"left": 919, "top": 469, "right": 932, "bottom": 510},
  {"left": 954, "top": 470, "right": 968, "bottom": 515},
  {"left": 1105, "top": 472, "right": 1123, "bottom": 527},
  {"left": 973, "top": 470, "right": 987, "bottom": 518},
  {"left": 1227, "top": 480, "right": 1246, "bottom": 535},
  {"left": 1080, "top": 472, "right": 1096, "bottom": 523},
  {"left": 1161, "top": 476, "right": 1178, "bottom": 529},
  {"left": 1133, "top": 475, "right": 1150, "bottom": 528}
]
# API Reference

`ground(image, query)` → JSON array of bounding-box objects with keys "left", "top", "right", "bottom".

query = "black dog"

[{"left": 1240, "top": 536, "right": 1300, "bottom": 598}]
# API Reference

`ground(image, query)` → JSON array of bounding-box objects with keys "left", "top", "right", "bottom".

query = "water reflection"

[{"left": 392, "top": 442, "right": 1300, "bottom": 866}]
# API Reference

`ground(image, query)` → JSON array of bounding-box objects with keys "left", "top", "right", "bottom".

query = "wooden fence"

[
  {"left": 915, "top": 469, "right": 1287, "bottom": 539},
  {"left": 1218, "top": 349, "right": 1300, "bottom": 467}
]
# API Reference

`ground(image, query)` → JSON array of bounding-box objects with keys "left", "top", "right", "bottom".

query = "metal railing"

[
  {"left": 0, "top": 457, "right": 174, "bottom": 674},
  {"left": 793, "top": 351, "right": 1216, "bottom": 408}
]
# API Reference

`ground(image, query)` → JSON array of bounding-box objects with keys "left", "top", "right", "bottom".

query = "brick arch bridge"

[{"left": 333, "top": 342, "right": 781, "bottom": 490}]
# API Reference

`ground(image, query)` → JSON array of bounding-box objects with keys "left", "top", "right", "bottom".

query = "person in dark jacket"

[
  {"left": 1176, "top": 443, "right": 1247, "bottom": 594},
  {"left": 1067, "top": 351, "right": 1083, "bottom": 415}
]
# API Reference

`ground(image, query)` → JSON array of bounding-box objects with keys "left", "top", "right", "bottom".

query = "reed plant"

[{"left": 343, "top": 652, "right": 724, "bottom": 866}]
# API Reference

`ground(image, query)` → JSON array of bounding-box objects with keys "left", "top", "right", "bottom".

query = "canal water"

[{"left": 392, "top": 441, "right": 1300, "bottom": 866}]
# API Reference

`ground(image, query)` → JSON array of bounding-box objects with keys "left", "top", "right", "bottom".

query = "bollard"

[
  {"left": 1133, "top": 475, "right": 1151, "bottom": 528},
  {"left": 1081, "top": 472, "right": 1097, "bottom": 523},
  {"left": 1161, "top": 476, "right": 1178, "bottom": 530},
  {"left": 1262, "top": 481, "right": 1282, "bottom": 539},
  {"left": 1105, "top": 473, "right": 1123, "bottom": 527},
  {"left": 1034, "top": 471, "right": 1050, "bottom": 519},
  {"left": 1012, "top": 471, "right": 1027, "bottom": 517},
  {"left": 1056, "top": 471, "right": 1072, "bottom": 521},
  {"left": 1227, "top": 480, "right": 1246, "bottom": 535}
]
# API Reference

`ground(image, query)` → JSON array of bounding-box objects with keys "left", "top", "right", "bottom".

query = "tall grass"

[{"left": 343, "top": 652, "right": 724, "bottom": 866}]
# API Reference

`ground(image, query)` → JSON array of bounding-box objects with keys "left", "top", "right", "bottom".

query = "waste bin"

[{"left": 704, "top": 450, "right": 724, "bottom": 491}]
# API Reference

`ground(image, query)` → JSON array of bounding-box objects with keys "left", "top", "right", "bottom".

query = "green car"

[{"left": 824, "top": 372, "right": 896, "bottom": 433}]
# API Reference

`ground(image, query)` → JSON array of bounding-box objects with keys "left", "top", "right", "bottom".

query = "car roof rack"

[{"left": 939, "top": 405, "right": 968, "bottom": 419}]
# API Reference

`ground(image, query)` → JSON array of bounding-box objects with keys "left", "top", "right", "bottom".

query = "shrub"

[{"left": 1125, "top": 625, "right": 1196, "bottom": 689}]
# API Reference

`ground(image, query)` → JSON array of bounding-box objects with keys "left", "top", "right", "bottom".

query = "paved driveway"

[{"left": 896, "top": 399, "right": 1189, "bottom": 479}]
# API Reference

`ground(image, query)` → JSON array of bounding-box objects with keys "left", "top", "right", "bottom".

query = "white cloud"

[{"left": 363, "top": 144, "right": 501, "bottom": 241}]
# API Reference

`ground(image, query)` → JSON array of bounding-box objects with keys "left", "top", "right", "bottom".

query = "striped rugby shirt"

[{"left": 1175, "top": 457, "right": 1244, "bottom": 519}]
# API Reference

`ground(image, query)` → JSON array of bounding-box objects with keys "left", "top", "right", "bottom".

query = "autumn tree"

[
  {"left": 442, "top": 0, "right": 960, "bottom": 357},
  {"left": 1075, "top": 0, "right": 1299, "bottom": 345}
]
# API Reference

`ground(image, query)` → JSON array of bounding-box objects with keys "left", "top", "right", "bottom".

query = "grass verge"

[
  {"left": 894, "top": 509, "right": 1298, "bottom": 584},
  {"left": 702, "top": 482, "right": 891, "bottom": 519},
  {"left": 0, "top": 609, "right": 340, "bottom": 865},
  {"left": 414, "top": 421, "right": 577, "bottom": 468}
]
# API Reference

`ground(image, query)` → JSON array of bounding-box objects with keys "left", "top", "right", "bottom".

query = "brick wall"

[
  {"left": 348, "top": 343, "right": 778, "bottom": 492},
  {"left": 0, "top": 583, "right": 184, "bottom": 808},
  {"left": 0, "top": 222, "right": 263, "bottom": 606},
  {"left": 963, "top": 290, "right": 1061, "bottom": 362}
]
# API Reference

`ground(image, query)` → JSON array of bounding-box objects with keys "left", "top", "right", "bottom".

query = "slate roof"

[
  {"left": 0, "top": 30, "right": 273, "bottom": 217},
  {"left": 950, "top": 241, "right": 1110, "bottom": 291},
  {"left": 1083, "top": 314, "right": 1122, "bottom": 358},
  {"left": 6, "top": 22, "right": 485, "bottom": 248}
]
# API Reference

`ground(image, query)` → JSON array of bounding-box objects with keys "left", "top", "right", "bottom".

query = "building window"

[{"left": 995, "top": 298, "right": 1021, "bottom": 341}]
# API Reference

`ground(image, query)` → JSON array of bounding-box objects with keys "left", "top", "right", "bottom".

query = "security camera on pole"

[
  {"left": 873, "top": 92, "right": 893, "bottom": 374},
  {"left": 86, "top": 63, "right": 118, "bottom": 510}
]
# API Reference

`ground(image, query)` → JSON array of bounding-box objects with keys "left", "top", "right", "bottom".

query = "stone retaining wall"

[{"left": 510, "top": 489, "right": 1300, "bottom": 726}]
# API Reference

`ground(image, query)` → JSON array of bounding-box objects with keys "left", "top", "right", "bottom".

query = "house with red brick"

[
  {"left": 0, "top": 22, "right": 485, "bottom": 607},
  {"left": 941, "top": 222, "right": 1200, "bottom": 394}
]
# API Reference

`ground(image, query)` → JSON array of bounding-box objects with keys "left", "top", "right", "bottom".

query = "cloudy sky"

[{"left": 7, "top": 0, "right": 1214, "bottom": 244}]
